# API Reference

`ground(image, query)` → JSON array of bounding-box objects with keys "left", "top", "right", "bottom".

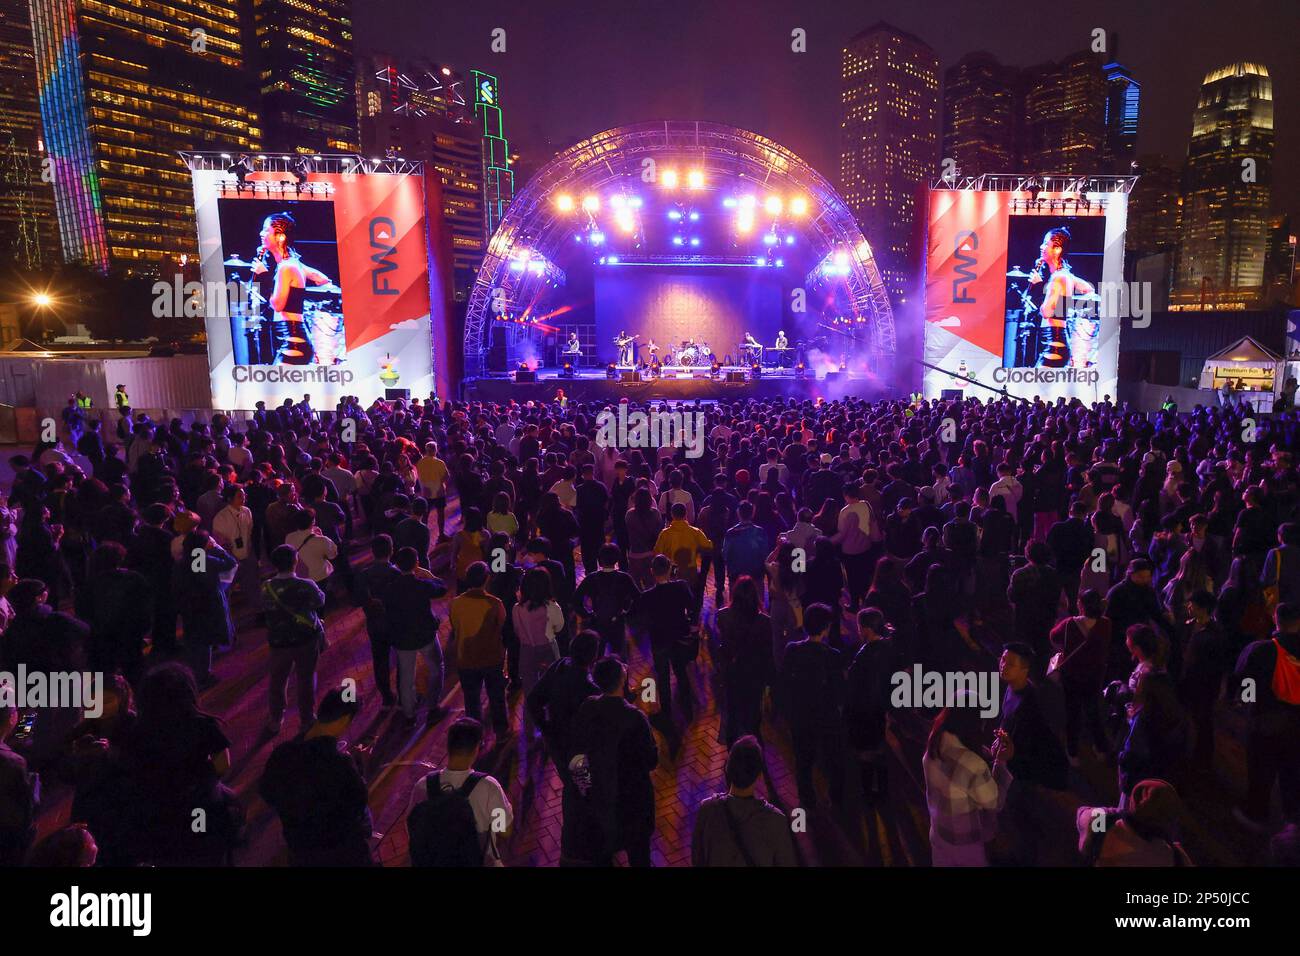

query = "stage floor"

[{"left": 464, "top": 366, "right": 893, "bottom": 403}]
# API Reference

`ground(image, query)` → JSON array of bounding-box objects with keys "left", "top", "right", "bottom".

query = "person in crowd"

[
  {"left": 779, "top": 603, "right": 845, "bottom": 809},
  {"left": 382, "top": 546, "right": 449, "bottom": 727},
  {"left": 261, "top": 544, "right": 327, "bottom": 736},
  {"left": 259, "top": 687, "right": 373, "bottom": 865},
  {"left": 566, "top": 656, "right": 659, "bottom": 866},
  {"left": 635, "top": 553, "right": 698, "bottom": 726},
  {"left": 1075, "top": 778, "right": 1192, "bottom": 866},
  {"left": 715, "top": 575, "right": 774, "bottom": 747},
  {"left": 691, "top": 735, "right": 797, "bottom": 866},
  {"left": 173, "top": 529, "right": 237, "bottom": 689},
  {"left": 451, "top": 561, "right": 510, "bottom": 741},
  {"left": 1232, "top": 602, "right": 1300, "bottom": 831},
  {"left": 1049, "top": 589, "right": 1112, "bottom": 763},
  {"left": 573, "top": 542, "right": 638, "bottom": 657}
]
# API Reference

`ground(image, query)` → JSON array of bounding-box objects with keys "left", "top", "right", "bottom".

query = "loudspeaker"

[
  {"left": 940, "top": 389, "right": 963, "bottom": 401},
  {"left": 384, "top": 388, "right": 410, "bottom": 400},
  {"left": 515, "top": 369, "right": 537, "bottom": 383},
  {"left": 621, "top": 370, "right": 639, "bottom": 383},
  {"left": 825, "top": 371, "right": 842, "bottom": 382},
  {"left": 725, "top": 371, "right": 746, "bottom": 384}
]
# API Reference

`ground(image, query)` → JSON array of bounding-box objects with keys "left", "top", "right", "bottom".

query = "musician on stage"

[
  {"left": 249, "top": 212, "right": 333, "bottom": 365},
  {"left": 641, "top": 338, "right": 659, "bottom": 365},
  {"left": 1028, "top": 226, "right": 1096, "bottom": 369},
  {"left": 742, "top": 331, "right": 762, "bottom": 364},
  {"left": 775, "top": 330, "right": 788, "bottom": 350},
  {"left": 614, "top": 330, "right": 638, "bottom": 366},
  {"left": 563, "top": 332, "right": 582, "bottom": 363}
]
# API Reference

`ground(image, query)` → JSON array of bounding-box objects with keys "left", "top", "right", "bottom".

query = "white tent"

[{"left": 1198, "top": 336, "right": 1283, "bottom": 409}]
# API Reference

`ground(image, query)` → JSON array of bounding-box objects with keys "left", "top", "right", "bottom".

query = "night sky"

[{"left": 357, "top": 0, "right": 1299, "bottom": 213}]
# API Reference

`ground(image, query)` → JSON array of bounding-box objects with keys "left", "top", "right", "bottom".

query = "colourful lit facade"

[
  {"left": 28, "top": 0, "right": 260, "bottom": 273},
  {"left": 0, "top": 0, "right": 58, "bottom": 269},
  {"left": 472, "top": 69, "right": 513, "bottom": 239}
]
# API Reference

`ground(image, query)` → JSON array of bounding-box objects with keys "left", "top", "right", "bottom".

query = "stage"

[{"left": 463, "top": 366, "right": 894, "bottom": 403}]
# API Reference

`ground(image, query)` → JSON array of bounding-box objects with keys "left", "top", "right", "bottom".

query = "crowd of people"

[{"left": 1, "top": 389, "right": 1299, "bottom": 867}]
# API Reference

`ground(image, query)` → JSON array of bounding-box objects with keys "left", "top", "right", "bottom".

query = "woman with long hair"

[
  {"left": 922, "top": 700, "right": 1012, "bottom": 866},
  {"left": 623, "top": 485, "right": 662, "bottom": 589},
  {"left": 766, "top": 540, "right": 805, "bottom": 669},
  {"left": 251, "top": 212, "right": 333, "bottom": 366}
]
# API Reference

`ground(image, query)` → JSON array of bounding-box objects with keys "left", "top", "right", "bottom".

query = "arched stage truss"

[{"left": 462, "top": 120, "right": 896, "bottom": 378}]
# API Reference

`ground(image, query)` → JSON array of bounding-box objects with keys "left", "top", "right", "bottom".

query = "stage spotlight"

[
  {"left": 615, "top": 210, "right": 635, "bottom": 232},
  {"left": 606, "top": 363, "right": 617, "bottom": 380},
  {"left": 610, "top": 194, "right": 626, "bottom": 209},
  {"left": 292, "top": 156, "right": 311, "bottom": 185},
  {"left": 763, "top": 233, "right": 778, "bottom": 245},
  {"left": 560, "top": 363, "right": 576, "bottom": 379},
  {"left": 789, "top": 195, "right": 808, "bottom": 216},
  {"left": 688, "top": 211, "right": 699, "bottom": 221},
  {"left": 739, "top": 194, "right": 756, "bottom": 209},
  {"left": 556, "top": 194, "right": 575, "bottom": 212},
  {"left": 226, "top": 153, "right": 252, "bottom": 185},
  {"left": 774, "top": 259, "right": 784, "bottom": 267},
  {"left": 856, "top": 240, "right": 872, "bottom": 260},
  {"left": 581, "top": 194, "right": 600, "bottom": 212},
  {"left": 764, "top": 196, "right": 783, "bottom": 215},
  {"left": 754, "top": 256, "right": 765, "bottom": 266},
  {"left": 668, "top": 210, "right": 681, "bottom": 221},
  {"left": 660, "top": 169, "right": 679, "bottom": 188},
  {"left": 834, "top": 251, "right": 850, "bottom": 269},
  {"left": 672, "top": 236, "right": 684, "bottom": 246},
  {"left": 628, "top": 196, "right": 642, "bottom": 208},
  {"left": 607, "top": 255, "right": 620, "bottom": 264},
  {"left": 736, "top": 213, "right": 754, "bottom": 234},
  {"left": 590, "top": 231, "right": 605, "bottom": 245},
  {"left": 785, "top": 235, "right": 795, "bottom": 245},
  {"left": 722, "top": 197, "right": 737, "bottom": 209},
  {"left": 690, "top": 237, "right": 700, "bottom": 247},
  {"left": 750, "top": 363, "right": 762, "bottom": 381},
  {"left": 796, "top": 362, "right": 806, "bottom": 378},
  {"left": 687, "top": 169, "right": 705, "bottom": 189}
]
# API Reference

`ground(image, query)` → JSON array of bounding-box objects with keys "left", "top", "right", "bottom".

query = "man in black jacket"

[
  {"left": 1233, "top": 603, "right": 1300, "bottom": 831},
  {"left": 526, "top": 630, "right": 600, "bottom": 782},
  {"left": 634, "top": 554, "right": 696, "bottom": 723},
  {"left": 780, "top": 603, "right": 846, "bottom": 808},
  {"left": 126, "top": 503, "right": 179, "bottom": 656},
  {"left": 380, "top": 547, "right": 449, "bottom": 726},
  {"left": 1047, "top": 500, "right": 1096, "bottom": 604},
  {"left": 259, "top": 688, "right": 373, "bottom": 866},
  {"left": 574, "top": 543, "right": 639, "bottom": 657},
  {"left": 354, "top": 534, "right": 402, "bottom": 707},
  {"left": 565, "top": 656, "right": 659, "bottom": 866},
  {"left": 574, "top": 462, "right": 610, "bottom": 576},
  {"left": 1105, "top": 558, "right": 1172, "bottom": 681}
]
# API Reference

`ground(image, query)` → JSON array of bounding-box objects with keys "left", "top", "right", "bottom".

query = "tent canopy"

[{"left": 1205, "top": 335, "right": 1282, "bottom": 364}]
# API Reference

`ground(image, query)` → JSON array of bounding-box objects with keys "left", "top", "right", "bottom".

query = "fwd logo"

[
  {"left": 952, "top": 230, "right": 978, "bottom": 304},
  {"left": 50, "top": 886, "right": 151, "bottom": 936},
  {"left": 370, "top": 216, "right": 399, "bottom": 296}
]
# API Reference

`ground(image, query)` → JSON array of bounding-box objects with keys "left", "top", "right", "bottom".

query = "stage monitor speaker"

[
  {"left": 940, "top": 389, "right": 963, "bottom": 401},
  {"left": 384, "top": 388, "right": 410, "bottom": 401},
  {"left": 725, "top": 371, "right": 746, "bottom": 384},
  {"left": 825, "top": 371, "right": 842, "bottom": 382},
  {"left": 515, "top": 369, "right": 537, "bottom": 383},
  {"left": 621, "top": 370, "right": 639, "bottom": 383}
]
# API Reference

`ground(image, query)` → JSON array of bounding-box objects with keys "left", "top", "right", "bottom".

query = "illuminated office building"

[
  {"left": 839, "top": 22, "right": 940, "bottom": 304},
  {"left": 1172, "top": 62, "right": 1274, "bottom": 310},
  {"left": 0, "top": 0, "right": 57, "bottom": 269},
  {"left": 358, "top": 54, "right": 484, "bottom": 299},
  {"left": 1022, "top": 51, "right": 1107, "bottom": 174},
  {"left": 28, "top": 0, "right": 260, "bottom": 273},
  {"left": 1102, "top": 60, "right": 1140, "bottom": 172},
  {"left": 248, "top": 0, "right": 357, "bottom": 153},
  {"left": 942, "top": 52, "right": 1020, "bottom": 177}
]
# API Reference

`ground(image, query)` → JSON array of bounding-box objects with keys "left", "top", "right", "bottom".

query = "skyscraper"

[
  {"left": 249, "top": 0, "right": 357, "bottom": 153},
  {"left": 471, "top": 70, "right": 513, "bottom": 240},
  {"left": 839, "top": 22, "right": 939, "bottom": 304},
  {"left": 1022, "top": 51, "right": 1107, "bottom": 174},
  {"left": 0, "top": 0, "right": 57, "bottom": 269},
  {"left": 942, "top": 52, "right": 1020, "bottom": 177},
  {"left": 29, "top": 0, "right": 261, "bottom": 273},
  {"left": 358, "top": 54, "right": 484, "bottom": 299},
  {"left": 1102, "top": 60, "right": 1140, "bottom": 173},
  {"left": 1172, "top": 62, "right": 1274, "bottom": 309}
]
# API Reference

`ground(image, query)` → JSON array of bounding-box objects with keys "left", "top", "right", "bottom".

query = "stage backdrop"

[
  {"left": 190, "top": 167, "right": 435, "bottom": 409},
  {"left": 924, "top": 189, "right": 1126, "bottom": 402},
  {"left": 595, "top": 265, "right": 782, "bottom": 364}
]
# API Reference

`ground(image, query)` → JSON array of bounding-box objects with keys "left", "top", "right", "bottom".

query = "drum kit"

[{"left": 670, "top": 341, "right": 711, "bottom": 367}]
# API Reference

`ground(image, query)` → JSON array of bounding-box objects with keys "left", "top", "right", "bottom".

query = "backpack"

[{"left": 407, "top": 771, "right": 486, "bottom": 867}]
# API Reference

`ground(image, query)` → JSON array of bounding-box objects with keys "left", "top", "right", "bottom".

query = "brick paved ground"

[{"left": 28, "top": 499, "right": 1276, "bottom": 867}]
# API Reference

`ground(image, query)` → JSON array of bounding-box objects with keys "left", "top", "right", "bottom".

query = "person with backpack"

[
  {"left": 565, "top": 656, "right": 659, "bottom": 866},
  {"left": 406, "top": 718, "right": 513, "bottom": 867},
  {"left": 1075, "top": 778, "right": 1193, "bottom": 867},
  {"left": 691, "top": 736, "right": 796, "bottom": 867},
  {"left": 779, "top": 602, "right": 846, "bottom": 809},
  {"left": 526, "top": 630, "right": 600, "bottom": 782},
  {"left": 1232, "top": 602, "right": 1300, "bottom": 832},
  {"left": 259, "top": 688, "right": 373, "bottom": 866},
  {"left": 261, "top": 543, "right": 327, "bottom": 737}
]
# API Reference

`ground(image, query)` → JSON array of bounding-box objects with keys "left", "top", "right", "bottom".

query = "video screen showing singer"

[{"left": 1004, "top": 220, "right": 1103, "bottom": 370}]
